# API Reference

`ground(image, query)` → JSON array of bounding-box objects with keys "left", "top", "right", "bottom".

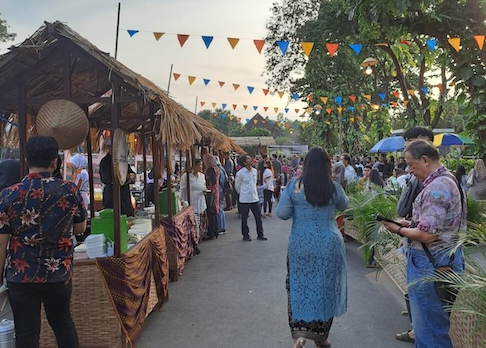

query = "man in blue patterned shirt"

[{"left": 0, "top": 136, "right": 87, "bottom": 348}]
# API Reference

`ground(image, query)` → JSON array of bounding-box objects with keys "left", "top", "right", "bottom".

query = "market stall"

[{"left": 0, "top": 21, "right": 211, "bottom": 347}]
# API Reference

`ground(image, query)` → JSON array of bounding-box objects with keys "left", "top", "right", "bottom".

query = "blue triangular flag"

[
  {"left": 203, "top": 79, "right": 210, "bottom": 86},
  {"left": 292, "top": 93, "right": 299, "bottom": 100},
  {"left": 247, "top": 86, "right": 254, "bottom": 94},
  {"left": 382, "top": 103, "right": 387, "bottom": 108},
  {"left": 348, "top": 106, "right": 355, "bottom": 112},
  {"left": 349, "top": 44, "right": 362, "bottom": 55},
  {"left": 221, "top": 114, "right": 226, "bottom": 119},
  {"left": 253, "top": 106, "right": 258, "bottom": 111},
  {"left": 426, "top": 39, "right": 437, "bottom": 51},
  {"left": 222, "top": 103, "right": 227, "bottom": 110},
  {"left": 420, "top": 87, "right": 429, "bottom": 93},
  {"left": 284, "top": 108, "right": 289, "bottom": 113},
  {"left": 127, "top": 30, "right": 139, "bottom": 37},
  {"left": 334, "top": 96, "right": 343, "bottom": 105},
  {"left": 293, "top": 124, "right": 298, "bottom": 128},
  {"left": 277, "top": 41, "right": 289, "bottom": 55},
  {"left": 246, "top": 119, "right": 250, "bottom": 123},
  {"left": 378, "top": 93, "right": 386, "bottom": 101},
  {"left": 342, "top": 119, "right": 347, "bottom": 122},
  {"left": 202, "top": 36, "right": 214, "bottom": 49}
]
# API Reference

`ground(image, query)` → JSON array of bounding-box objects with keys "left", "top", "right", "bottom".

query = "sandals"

[
  {"left": 396, "top": 330, "right": 415, "bottom": 343},
  {"left": 315, "top": 340, "right": 331, "bottom": 347}
]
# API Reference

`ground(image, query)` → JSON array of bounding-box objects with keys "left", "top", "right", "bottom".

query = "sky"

[{"left": 0, "top": 0, "right": 308, "bottom": 121}]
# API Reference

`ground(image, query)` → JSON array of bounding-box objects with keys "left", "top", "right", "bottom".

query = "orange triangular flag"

[
  {"left": 177, "top": 34, "right": 189, "bottom": 47},
  {"left": 264, "top": 106, "right": 269, "bottom": 112},
  {"left": 403, "top": 100, "right": 409, "bottom": 106},
  {"left": 218, "top": 81, "right": 225, "bottom": 87},
  {"left": 326, "top": 108, "right": 332, "bottom": 115},
  {"left": 337, "top": 107, "right": 342, "bottom": 113},
  {"left": 200, "top": 101, "right": 205, "bottom": 107},
  {"left": 392, "top": 91, "right": 400, "bottom": 98},
  {"left": 238, "top": 117, "right": 242, "bottom": 122},
  {"left": 254, "top": 39, "right": 265, "bottom": 53},
  {"left": 230, "top": 116, "right": 234, "bottom": 121},
  {"left": 263, "top": 89, "right": 269, "bottom": 96},
  {"left": 278, "top": 91, "right": 285, "bottom": 99},
  {"left": 153, "top": 32, "right": 164, "bottom": 41},
  {"left": 391, "top": 102, "right": 398, "bottom": 107},
  {"left": 188, "top": 76, "right": 196, "bottom": 85},
  {"left": 448, "top": 37, "right": 461, "bottom": 52},
  {"left": 320, "top": 97, "right": 328, "bottom": 104},
  {"left": 307, "top": 95, "right": 314, "bottom": 102},
  {"left": 262, "top": 120, "right": 266, "bottom": 123},
  {"left": 286, "top": 124, "right": 290, "bottom": 128},
  {"left": 474, "top": 35, "right": 485, "bottom": 50},
  {"left": 407, "top": 89, "right": 415, "bottom": 96},
  {"left": 350, "top": 117, "right": 354, "bottom": 122},
  {"left": 274, "top": 107, "right": 279, "bottom": 113},
  {"left": 301, "top": 42, "right": 314, "bottom": 57},
  {"left": 360, "top": 105, "right": 366, "bottom": 110},
  {"left": 254, "top": 120, "right": 258, "bottom": 124},
  {"left": 349, "top": 95, "right": 356, "bottom": 103},
  {"left": 295, "top": 109, "right": 300, "bottom": 114},
  {"left": 326, "top": 43, "right": 339, "bottom": 57},
  {"left": 227, "top": 38, "right": 240, "bottom": 49},
  {"left": 212, "top": 102, "right": 217, "bottom": 108},
  {"left": 233, "top": 84, "right": 240, "bottom": 91},
  {"left": 232, "top": 104, "right": 237, "bottom": 110},
  {"left": 363, "top": 94, "right": 371, "bottom": 100},
  {"left": 243, "top": 105, "right": 248, "bottom": 110},
  {"left": 173, "top": 73, "right": 181, "bottom": 81}
]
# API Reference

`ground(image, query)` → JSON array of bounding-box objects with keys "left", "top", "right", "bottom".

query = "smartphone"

[{"left": 375, "top": 215, "right": 401, "bottom": 225}]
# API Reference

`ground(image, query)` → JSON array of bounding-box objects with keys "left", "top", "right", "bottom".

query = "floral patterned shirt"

[
  {"left": 0, "top": 172, "right": 86, "bottom": 283},
  {"left": 411, "top": 166, "right": 466, "bottom": 250}
]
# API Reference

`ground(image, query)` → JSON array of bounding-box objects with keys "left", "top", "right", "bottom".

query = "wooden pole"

[
  {"left": 84, "top": 106, "right": 95, "bottom": 219},
  {"left": 114, "top": 3, "right": 121, "bottom": 59},
  {"left": 167, "top": 64, "right": 173, "bottom": 94}
]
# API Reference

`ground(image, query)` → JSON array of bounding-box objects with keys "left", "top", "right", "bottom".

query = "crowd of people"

[{"left": 1, "top": 128, "right": 486, "bottom": 348}]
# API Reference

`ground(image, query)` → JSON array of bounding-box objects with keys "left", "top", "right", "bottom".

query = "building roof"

[{"left": 230, "top": 136, "right": 276, "bottom": 147}]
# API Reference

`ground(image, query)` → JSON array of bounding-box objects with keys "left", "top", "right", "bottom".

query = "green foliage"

[
  {"left": 275, "top": 136, "right": 291, "bottom": 145},
  {"left": 345, "top": 189, "right": 399, "bottom": 262},
  {"left": 245, "top": 128, "right": 271, "bottom": 136},
  {"left": 198, "top": 109, "right": 244, "bottom": 137},
  {"left": 443, "top": 157, "right": 476, "bottom": 173},
  {"left": 0, "top": 15, "right": 16, "bottom": 43}
]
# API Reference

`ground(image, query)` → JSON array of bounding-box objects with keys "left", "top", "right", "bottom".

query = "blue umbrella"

[{"left": 370, "top": 136, "right": 405, "bottom": 153}]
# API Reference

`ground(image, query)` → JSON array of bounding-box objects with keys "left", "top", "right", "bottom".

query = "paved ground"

[{"left": 137, "top": 208, "right": 413, "bottom": 348}]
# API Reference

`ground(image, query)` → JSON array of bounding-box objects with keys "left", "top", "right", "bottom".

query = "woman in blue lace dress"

[{"left": 277, "top": 147, "right": 348, "bottom": 348}]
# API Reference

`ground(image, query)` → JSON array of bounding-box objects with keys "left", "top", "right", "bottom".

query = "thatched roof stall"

[
  {"left": 231, "top": 136, "right": 276, "bottom": 147},
  {"left": 0, "top": 21, "right": 209, "bottom": 255}
]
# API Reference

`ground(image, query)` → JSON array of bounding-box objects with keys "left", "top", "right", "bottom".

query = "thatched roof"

[
  {"left": 231, "top": 136, "right": 276, "bottom": 147},
  {"left": 0, "top": 21, "right": 205, "bottom": 150}
]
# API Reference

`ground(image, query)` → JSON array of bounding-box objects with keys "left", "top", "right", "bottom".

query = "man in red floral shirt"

[{"left": 0, "top": 136, "right": 86, "bottom": 348}]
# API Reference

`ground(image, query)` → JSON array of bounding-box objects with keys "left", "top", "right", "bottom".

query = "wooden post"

[
  {"left": 84, "top": 106, "right": 95, "bottom": 219},
  {"left": 111, "top": 81, "right": 122, "bottom": 257},
  {"left": 141, "top": 130, "right": 149, "bottom": 207},
  {"left": 165, "top": 144, "right": 173, "bottom": 218}
]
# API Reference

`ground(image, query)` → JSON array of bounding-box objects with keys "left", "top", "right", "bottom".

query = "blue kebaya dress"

[{"left": 276, "top": 179, "right": 348, "bottom": 341}]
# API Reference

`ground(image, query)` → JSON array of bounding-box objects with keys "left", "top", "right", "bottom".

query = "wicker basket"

[
  {"left": 450, "top": 290, "right": 486, "bottom": 348},
  {"left": 40, "top": 260, "right": 125, "bottom": 348},
  {"left": 36, "top": 99, "right": 89, "bottom": 150}
]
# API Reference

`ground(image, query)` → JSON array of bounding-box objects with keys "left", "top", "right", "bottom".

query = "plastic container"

[
  {"left": 0, "top": 319, "right": 15, "bottom": 348},
  {"left": 90, "top": 209, "right": 128, "bottom": 253},
  {"left": 158, "top": 188, "right": 178, "bottom": 215}
]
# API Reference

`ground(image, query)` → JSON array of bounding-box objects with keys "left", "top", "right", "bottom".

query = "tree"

[
  {"left": 0, "top": 15, "right": 16, "bottom": 42},
  {"left": 198, "top": 109, "right": 245, "bottom": 137}
]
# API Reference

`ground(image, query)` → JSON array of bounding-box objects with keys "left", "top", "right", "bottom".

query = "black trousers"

[
  {"left": 240, "top": 202, "right": 264, "bottom": 238},
  {"left": 8, "top": 279, "right": 79, "bottom": 348},
  {"left": 263, "top": 189, "right": 273, "bottom": 213}
]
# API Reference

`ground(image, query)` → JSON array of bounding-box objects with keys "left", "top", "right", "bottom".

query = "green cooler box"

[
  {"left": 90, "top": 209, "right": 128, "bottom": 253},
  {"left": 158, "top": 188, "right": 178, "bottom": 215}
]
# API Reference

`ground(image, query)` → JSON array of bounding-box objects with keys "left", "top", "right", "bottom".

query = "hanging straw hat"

[{"left": 36, "top": 99, "right": 89, "bottom": 150}]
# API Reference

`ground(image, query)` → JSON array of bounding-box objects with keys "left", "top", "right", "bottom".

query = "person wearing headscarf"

[
  {"left": 70, "top": 154, "right": 90, "bottom": 210},
  {"left": 0, "top": 159, "right": 21, "bottom": 192},
  {"left": 466, "top": 159, "right": 486, "bottom": 200},
  {"left": 332, "top": 161, "right": 346, "bottom": 189},
  {"left": 214, "top": 156, "right": 227, "bottom": 235},
  {"left": 203, "top": 154, "right": 220, "bottom": 240}
]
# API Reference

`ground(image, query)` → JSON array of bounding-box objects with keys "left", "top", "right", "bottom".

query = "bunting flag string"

[{"left": 121, "top": 27, "right": 486, "bottom": 56}]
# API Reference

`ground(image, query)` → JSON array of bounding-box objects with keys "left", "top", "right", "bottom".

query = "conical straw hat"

[{"left": 36, "top": 99, "right": 89, "bottom": 149}]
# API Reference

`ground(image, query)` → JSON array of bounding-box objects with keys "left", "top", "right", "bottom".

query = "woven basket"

[
  {"left": 40, "top": 260, "right": 125, "bottom": 348},
  {"left": 36, "top": 99, "right": 89, "bottom": 150}
]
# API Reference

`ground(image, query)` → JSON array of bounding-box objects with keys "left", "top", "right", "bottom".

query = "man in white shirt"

[
  {"left": 341, "top": 154, "right": 357, "bottom": 184},
  {"left": 234, "top": 155, "right": 267, "bottom": 241}
]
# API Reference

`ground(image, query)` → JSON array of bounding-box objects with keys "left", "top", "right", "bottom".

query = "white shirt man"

[{"left": 234, "top": 155, "right": 266, "bottom": 241}]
